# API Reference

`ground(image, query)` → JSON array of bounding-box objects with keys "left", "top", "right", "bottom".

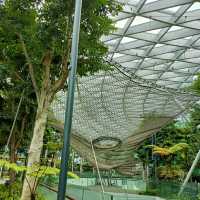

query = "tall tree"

[
  {"left": 0, "top": 61, "right": 36, "bottom": 183},
  {"left": 0, "top": 0, "right": 120, "bottom": 199}
]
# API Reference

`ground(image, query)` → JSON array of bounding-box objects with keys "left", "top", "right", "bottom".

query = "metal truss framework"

[
  {"left": 51, "top": 0, "right": 200, "bottom": 169},
  {"left": 104, "top": 0, "right": 200, "bottom": 89}
]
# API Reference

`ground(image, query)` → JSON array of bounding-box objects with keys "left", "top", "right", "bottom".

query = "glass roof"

[{"left": 103, "top": 0, "right": 200, "bottom": 89}]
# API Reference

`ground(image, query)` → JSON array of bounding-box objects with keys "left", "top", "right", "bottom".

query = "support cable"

[
  {"left": 90, "top": 137, "right": 105, "bottom": 198},
  {"left": 5, "top": 90, "right": 24, "bottom": 152},
  {"left": 0, "top": 90, "right": 24, "bottom": 176}
]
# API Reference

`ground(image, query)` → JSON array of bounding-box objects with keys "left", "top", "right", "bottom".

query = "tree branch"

[
  {"left": 50, "top": 30, "right": 71, "bottom": 97},
  {"left": 50, "top": 57, "right": 69, "bottom": 96},
  {"left": 14, "top": 72, "right": 25, "bottom": 82},
  {"left": 17, "top": 33, "right": 39, "bottom": 103},
  {"left": 15, "top": 114, "right": 27, "bottom": 149},
  {"left": 41, "top": 50, "right": 53, "bottom": 94}
]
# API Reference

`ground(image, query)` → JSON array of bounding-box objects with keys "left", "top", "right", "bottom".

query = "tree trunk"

[
  {"left": 21, "top": 102, "right": 48, "bottom": 200},
  {"left": 9, "top": 132, "right": 17, "bottom": 184}
]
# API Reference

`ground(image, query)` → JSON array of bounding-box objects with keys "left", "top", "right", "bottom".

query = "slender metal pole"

[
  {"left": 90, "top": 138, "right": 105, "bottom": 194},
  {"left": 57, "top": 0, "right": 82, "bottom": 199},
  {"left": 0, "top": 91, "right": 24, "bottom": 176},
  {"left": 6, "top": 91, "right": 24, "bottom": 150}
]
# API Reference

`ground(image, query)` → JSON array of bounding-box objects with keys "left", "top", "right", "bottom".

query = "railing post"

[
  {"left": 111, "top": 194, "right": 114, "bottom": 200},
  {"left": 81, "top": 188, "right": 85, "bottom": 200}
]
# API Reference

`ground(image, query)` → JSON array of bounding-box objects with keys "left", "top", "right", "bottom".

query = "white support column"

[
  {"left": 178, "top": 150, "right": 200, "bottom": 196},
  {"left": 171, "top": 94, "right": 200, "bottom": 196}
]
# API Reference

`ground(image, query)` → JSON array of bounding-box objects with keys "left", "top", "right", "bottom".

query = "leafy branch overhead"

[{"left": 0, "top": 0, "right": 122, "bottom": 100}]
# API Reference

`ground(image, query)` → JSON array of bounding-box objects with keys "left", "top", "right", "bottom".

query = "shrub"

[
  {"left": 0, "top": 181, "right": 21, "bottom": 200},
  {"left": 0, "top": 181, "right": 46, "bottom": 200}
]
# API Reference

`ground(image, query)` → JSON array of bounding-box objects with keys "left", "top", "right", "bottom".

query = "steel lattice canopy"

[
  {"left": 52, "top": 69, "right": 198, "bottom": 145},
  {"left": 104, "top": 0, "right": 200, "bottom": 89},
  {"left": 51, "top": 0, "right": 200, "bottom": 169}
]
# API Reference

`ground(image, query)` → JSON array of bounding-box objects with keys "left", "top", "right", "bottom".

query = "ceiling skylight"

[{"left": 103, "top": 0, "right": 200, "bottom": 90}]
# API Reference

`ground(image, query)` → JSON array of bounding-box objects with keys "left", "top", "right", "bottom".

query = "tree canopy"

[
  {"left": 0, "top": 1, "right": 121, "bottom": 199},
  {"left": 0, "top": 0, "right": 120, "bottom": 96}
]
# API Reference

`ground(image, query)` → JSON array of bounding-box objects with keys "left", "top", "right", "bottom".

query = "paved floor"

[
  {"left": 39, "top": 186, "right": 165, "bottom": 200},
  {"left": 105, "top": 192, "right": 165, "bottom": 200}
]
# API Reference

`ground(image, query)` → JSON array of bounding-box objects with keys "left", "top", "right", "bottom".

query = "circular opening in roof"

[{"left": 92, "top": 136, "right": 122, "bottom": 149}]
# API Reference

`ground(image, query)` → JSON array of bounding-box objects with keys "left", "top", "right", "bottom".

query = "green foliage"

[
  {"left": 0, "top": 2, "right": 121, "bottom": 196},
  {"left": 0, "top": 181, "right": 46, "bottom": 200},
  {"left": 0, "top": 53, "right": 37, "bottom": 150},
  {"left": 0, "top": 159, "right": 79, "bottom": 179},
  {"left": 190, "top": 73, "right": 200, "bottom": 94},
  {"left": 0, "top": 181, "right": 21, "bottom": 200},
  {"left": 146, "top": 143, "right": 188, "bottom": 179},
  {"left": 169, "top": 143, "right": 189, "bottom": 154},
  {"left": 0, "top": 0, "right": 121, "bottom": 84},
  {"left": 43, "top": 127, "right": 62, "bottom": 152},
  {"left": 147, "top": 143, "right": 189, "bottom": 157},
  {"left": 0, "top": 159, "right": 26, "bottom": 172},
  {"left": 139, "top": 189, "right": 158, "bottom": 196},
  {"left": 157, "top": 165, "right": 184, "bottom": 179},
  {"left": 46, "top": 142, "right": 62, "bottom": 151},
  {"left": 0, "top": 159, "right": 79, "bottom": 199},
  {"left": 137, "top": 116, "right": 200, "bottom": 172},
  {"left": 146, "top": 180, "right": 197, "bottom": 200},
  {"left": 0, "top": 3, "right": 121, "bottom": 192}
]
